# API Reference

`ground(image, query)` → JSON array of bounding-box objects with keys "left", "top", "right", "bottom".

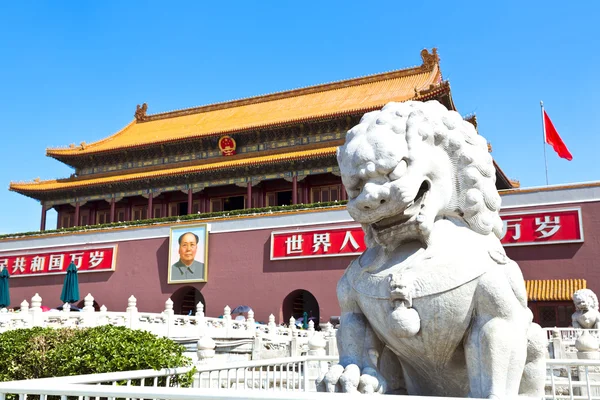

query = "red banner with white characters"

[
  {"left": 0, "top": 245, "right": 117, "bottom": 277},
  {"left": 500, "top": 207, "right": 583, "bottom": 246},
  {"left": 270, "top": 207, "right": 584, "bottom": 260},
  {"left": 271, "top": 226, "right": 366, "bottom": 260}
]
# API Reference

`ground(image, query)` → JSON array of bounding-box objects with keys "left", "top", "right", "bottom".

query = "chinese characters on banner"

[
  {"left": 500, "top": 208, "right": 583, "bottom": 246},
  {"left": 0, "top": 246, "right": 117, "bottom": 277},
  {"left": 270, "top": 208, "right": 583, "bottom": 260},
  {"left": 271, "top": 226, "right": 366, "bottom": 260}
]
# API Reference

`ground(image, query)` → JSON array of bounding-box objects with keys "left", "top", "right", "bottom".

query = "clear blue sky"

[{"left": 0, "top": 1, "right": 598, "bottom": 234}]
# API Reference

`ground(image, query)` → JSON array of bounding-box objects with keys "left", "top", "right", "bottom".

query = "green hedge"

[
  {"left": 0, "top": 325, "right": 194, "bottom": 385},
  {"left": 0, "top": 200, "right": 348, "bottom": 240}
]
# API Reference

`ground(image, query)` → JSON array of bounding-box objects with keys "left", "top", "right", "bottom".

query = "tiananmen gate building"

[{"left": 2, "top": 49, "right": 599, "bottom": 328}]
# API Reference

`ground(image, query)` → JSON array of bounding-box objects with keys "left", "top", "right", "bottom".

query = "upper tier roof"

[
  {"left": 11, "top": 146, "right": 338, "bottom": 196},
  {"left": 46, "top": 49, "right": 443, "bottom": 159}
]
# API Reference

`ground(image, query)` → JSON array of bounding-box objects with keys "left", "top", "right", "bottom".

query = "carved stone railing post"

[
  {"left": 307, "top": 333, "right": 327, "bottom": 391},
  {"left": 246, "top": 309, "right": 256, "bottom": 333},
  {"left": 19, "top": 300, "right": 30, "bottom": 327},
  {"left": 308, "top": 320, "right": 315, "bottom": 337},
  {"left": 98, "top": 305, "right": 108, "bottom": 326},
  {"left": 252, "top": 328, "right": 263, "bottom": 360},
  {"left": 30, "top": 293, "right": 43, "bottom": 327},
  {"left": 164, "top": 298, "right": 174, "bottom": 338},
  {"left": 324, "top": 322, "right": 338, "bottom": 356},
  {"left": 126, "top": 295, "right": 138, "bottom": 330},
  {"left": 290, "top": 317, "right": 298, "bottom": 357},
  {"left": 268, "top": 314, "right": 276, "bottom": 340},
  {"left": 197, "top": 335, "right": 216, "bottom": 365},
  {"left": 196, "top": 302, "right": 205, "bottom": 337},
  {"left": 223, "top": 305, "right": 231, "bottom": 336},
  {"left": 80, "top": 293, "right": 95, "bottom": 328}
]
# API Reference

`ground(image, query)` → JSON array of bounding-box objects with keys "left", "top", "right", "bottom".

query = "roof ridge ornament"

[
  {"left": 135, "top": 103, "right": 148, "bottom": 122},
  {"left": 420, "top": 48, "right": 439, "bottom": 70}
]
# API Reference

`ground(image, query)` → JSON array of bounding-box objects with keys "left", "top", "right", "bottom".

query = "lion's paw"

[{"left": 317, "top": 364, "right": 385, "bottom": 394}]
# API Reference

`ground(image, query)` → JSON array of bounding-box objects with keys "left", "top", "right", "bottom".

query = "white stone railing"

[
  {"left": 543, "top": 328, "right": 600, "bottom": 359},
  {"left": 0, "top": 356, "right": 596, "bottom": 399},
  {"left": 0, "top": 292, "right": 325, "bottom": 337},
  {"left": 0, "top": 292, "right": 338, "bottom": 361}
]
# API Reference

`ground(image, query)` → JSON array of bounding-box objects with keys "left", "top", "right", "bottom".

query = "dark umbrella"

[
  {"left": 231, "top": 305, "right": 252, "bottom": 314},
  {"left": 60, "top": 262, "right": 80, "bottom": 304},
  {"left": 0, "top": 268, "right": 10, "bottom": 308}
]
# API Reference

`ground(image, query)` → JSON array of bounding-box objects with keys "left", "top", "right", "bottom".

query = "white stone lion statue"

[{"left": 318, "top": 101, "right": 546, "bottom": 397}]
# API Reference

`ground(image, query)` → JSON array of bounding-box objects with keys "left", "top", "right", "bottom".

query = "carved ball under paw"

[{"left": 389, "top": 307, "right": 420, "bottom": 337}]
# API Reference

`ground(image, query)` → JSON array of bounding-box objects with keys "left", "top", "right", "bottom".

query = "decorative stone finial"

[
  {"left": 196, "top": 302, "right": 204, "bottom": 314},
  {"left": 224, "top": 305, "right": 231, "bottom": 319},
  {"left": 268, "top": 314, "right": 275, "bottom": 325},
  {"left": 127, "top": 295, "right": 137, "bottom": 312},
  {"left": 63, "top": 303, "right": 71, "bottom": 313},
  {"left": 31, "top": 293, "right": 42, "bottom": 309},
  {"left": 247, "top": 310, "right": 255, "bottom": 325},
  {"left": 308, "top": 332, "right": 327, "bottom": 355},
  {"left": 420, "top": 48, "right": 439, "bottom": 69},
  {"left": 20, "top": 300, "right": 29, "bottom": 313},
  {"left": 83, "top": 293, "right": 95, "bottom": 312},
  {"left": 100, "top": 305, "right": 107, "bottom": 312},
  {"left": 135, "top": 103, "right": 148, "bottom": 122},
  {"left": 197, "top": 335, "right": 216, "bottom": 362}
]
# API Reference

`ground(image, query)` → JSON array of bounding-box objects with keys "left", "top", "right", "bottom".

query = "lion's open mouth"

[{"left": 371, "top": 181, "right": 430, "bottom": 231}]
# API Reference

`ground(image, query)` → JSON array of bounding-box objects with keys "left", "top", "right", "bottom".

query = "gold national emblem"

[{"left": 218, "top": 135, "right": 237, "bottom": 156}]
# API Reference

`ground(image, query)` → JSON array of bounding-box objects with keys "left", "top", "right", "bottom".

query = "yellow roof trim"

[
  {"left": 46, "top": 50, "right": 442, "bottom": 157},
  {"left": 526, "top": 279, "right": 586, "bottom": 301},
  {"left": 11, "top": 146, "right": 338, "bottom": 192}
]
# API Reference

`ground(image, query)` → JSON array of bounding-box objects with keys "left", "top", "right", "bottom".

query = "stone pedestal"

[{"left": 576, "top": 331, "right": 600, "bottom": 360}]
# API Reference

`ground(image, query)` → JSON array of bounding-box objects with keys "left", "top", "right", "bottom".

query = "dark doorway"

[
  {"left": 282, "top": 289, "right": 320, "bottom": 328},
  {"left": 277, "top": 191, "right": 292, "bottom": 206},
  {"left": 223, "top": 196, "right": 245, "bottom": 211},
  {"left": 172, "top": 286, "right": 206, "bottom": 315},
  {"left": 179, "top": 202, "right": 189, "bottom": 216}
]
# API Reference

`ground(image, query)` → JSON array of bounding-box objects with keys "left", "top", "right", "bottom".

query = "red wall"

[
  {"left": 506, "top": 201, "right": 600, "bottom": 294},
  {"left": 12, "top": 200, "right": 600, "bottom": 325},
  {"left": 8, "top": 226, "right": 349, "bottom": 325}
]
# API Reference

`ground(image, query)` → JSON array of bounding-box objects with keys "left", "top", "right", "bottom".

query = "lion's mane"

[{"left": 349, "top": 100, "right": 503, "bottom": 238}]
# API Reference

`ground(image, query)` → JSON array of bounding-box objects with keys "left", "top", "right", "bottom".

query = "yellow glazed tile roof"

[
  {"left": 11, "top": 146, "right": 337, "bottom": 193},
  {"left": 526, "top": 279, "right": 586, "bottom": 301},
  {"left": 46, "top": 52, "right": 441, "bottom": 157}
]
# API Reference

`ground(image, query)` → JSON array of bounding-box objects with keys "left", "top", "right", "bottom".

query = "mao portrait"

[{"left": 168, "top": 224, "right": 208, "bottom": 284}]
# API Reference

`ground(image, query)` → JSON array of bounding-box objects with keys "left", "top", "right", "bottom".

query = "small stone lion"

[
  {"left": 318, "top": 100, "right": 546, "bottom": 397},
  {"left": 572, "top": 289, "right": 600, "bottom": 329}
]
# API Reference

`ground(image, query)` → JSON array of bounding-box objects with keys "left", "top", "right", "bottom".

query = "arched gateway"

[
  {"left": 171, "top": 286, "right": 205, "bottom": 315},
  {"left": 282, "top": 289, "right": 320, "bottom": 328}
]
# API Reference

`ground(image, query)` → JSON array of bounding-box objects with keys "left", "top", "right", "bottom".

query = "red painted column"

[
  {"left": 340, "top": 184, "right": 347, "bottom": 201},
  {"left": 90, "top": 205, "right": 96, "bottom": 226},
  {"left": 147, "top": 192, "right": 153, "bottom": 219},
  {"left": 40, "top": 203, "right": 47, "bottom": 231},
  {"left": 74, "top": 202, "right": 80, "bottom": 227},
  {"left": 292, "top": 175, "right": 298, "bottom": 205},
  {"left": 187, "top": 188, "right": 193, "bottom": 214},
  {"left": 110, "top": 198, "right": 116, "bottom": 223},
  {"left": 258, "top": 186, "right": 264, "bottom": 208},
  {"left": 246, "top": 182, "right": 252, "bottom": 209},
  {"left": 303, "top": 184, "right": 310, "bottom": 204}
]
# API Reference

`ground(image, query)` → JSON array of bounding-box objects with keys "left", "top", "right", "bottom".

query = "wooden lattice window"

[{"left": 311, "top": 185, "right": 340, "bottom": 203}]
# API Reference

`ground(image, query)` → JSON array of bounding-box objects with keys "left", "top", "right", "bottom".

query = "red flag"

[{"left": 543, "top": 110, "right": 573, "bottom": 161}]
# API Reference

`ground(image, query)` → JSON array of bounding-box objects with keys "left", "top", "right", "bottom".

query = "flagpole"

[{"left": 540, "top": 101, "right": 549, "bottom": 185}]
